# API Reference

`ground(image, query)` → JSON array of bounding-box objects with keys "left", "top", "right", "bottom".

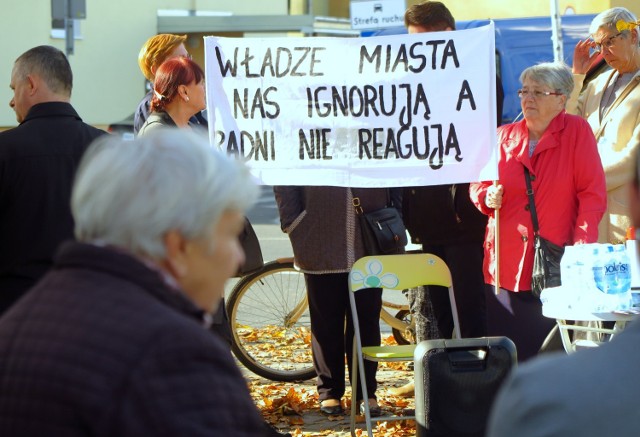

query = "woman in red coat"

[{"left": 470, "top": 62, "right": 607, "bottom": 361}]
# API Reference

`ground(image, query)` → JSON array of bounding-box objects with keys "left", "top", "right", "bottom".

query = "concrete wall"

[
  {"left": 0, "top": 0, "right": 155, "bottom": 128},
  {"left": 0, "top": 0, "right": 288, "bottom": 128}
]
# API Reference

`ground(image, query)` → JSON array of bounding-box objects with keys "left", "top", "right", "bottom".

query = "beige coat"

[{"left": 567, "top": 69, "right": 640, "bottom": 243}]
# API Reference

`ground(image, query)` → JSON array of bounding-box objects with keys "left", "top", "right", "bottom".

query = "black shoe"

[
  {"left": 319, "top": 400, "right": 344, "bottom": 416},
  {"left": 360, "top": 399, "right": 382, "bottom": 417}
]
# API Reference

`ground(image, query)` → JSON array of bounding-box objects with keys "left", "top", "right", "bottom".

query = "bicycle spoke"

[{"left": 228, "top": 262, "right": 315, "bottom": 381}]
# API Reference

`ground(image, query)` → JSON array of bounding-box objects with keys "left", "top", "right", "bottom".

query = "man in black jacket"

[
  {"left": 394, "top": 2, "right": 504, "bottom": 397},
  {"left": 0, "top": 45, "right": 105, "bottom": 314}
]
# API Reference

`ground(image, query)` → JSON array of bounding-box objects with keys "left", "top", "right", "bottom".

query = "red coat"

[{"left": 470, "top": 111, "right": 606, "bottom": 292}]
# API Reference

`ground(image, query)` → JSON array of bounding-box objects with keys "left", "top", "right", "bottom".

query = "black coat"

[
  {"left": 403, "top": 182, "right": 488, "bottom": 245},
  {"left": 401, "top": 76, "right": 504, "bottom": 246},
  {"left": 0, "top": 242, "right": 267, "bottom": 436},
  {"left": 0, "top": 102, "right": 105, "bottom": 312}
]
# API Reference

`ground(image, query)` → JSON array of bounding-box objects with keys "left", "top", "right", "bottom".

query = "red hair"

[{"left": 150, "top": 57, "right": 205, "bottom": 113}]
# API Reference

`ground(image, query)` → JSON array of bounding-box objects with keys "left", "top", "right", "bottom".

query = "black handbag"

[
  {"left": 352, "top": 190, "right": 407, "bottom": 255},
  {"left": 234, "top": 217, "right": 264, "bottom": 277},
  {"left": 524, "top": 167, "right": 564, "bottom": 297}
]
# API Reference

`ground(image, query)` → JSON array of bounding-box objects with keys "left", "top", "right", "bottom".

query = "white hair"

[
  {"left": 520, "top": 61, "right": 574, "bottom": 101},
  {"left": 72, "top": 129, "right": 258, "bottom": 258},
  {"left": 589, "top": 7, "right": 638, "bottom": 37}
]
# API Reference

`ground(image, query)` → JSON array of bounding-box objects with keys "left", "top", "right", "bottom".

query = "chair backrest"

[{"left": 349, "top": 253, "right": 452, "bottom": 293}]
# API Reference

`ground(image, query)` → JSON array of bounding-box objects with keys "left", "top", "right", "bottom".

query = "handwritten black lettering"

[
  {"left": 214, "top": 46, "right": 326, "bottom": 78},
  {"left": 233, "top": 87, "right": 281, "bottom": 119},
  {"left": 456, "top": 80, "right": 476, "bottom": 111},
  {"left": 216, "top": 130, "right": 276, "bottom": 161},
  {"left": 357, "top": 124, "right": 461, "bottom": 170},
  {"left": 298, "top": 128, "right": 333, "bottom": 160},
  {"left": 215, "top": 47, "right": 237, "bottom": 77},
  {"left": 241, "top": 48, "right": 260, "bottom": 78},
  {"left": 291, "top": 47, "right": 310, "bottom": 77},
  {"left": 358, "top": 40, "right": 459, "bottom": 74}
]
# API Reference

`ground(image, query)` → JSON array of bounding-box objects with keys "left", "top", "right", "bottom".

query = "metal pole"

[
  {"left": 550, "top": 0, "right": 563, "bottom": 62},
  {"left": 64, "top": 0, "right": 74, "bottom": 56}
]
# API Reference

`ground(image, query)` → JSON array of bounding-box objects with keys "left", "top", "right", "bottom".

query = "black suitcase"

[{"left": 414, "top": 337, "right": 517, "bottom": 437}]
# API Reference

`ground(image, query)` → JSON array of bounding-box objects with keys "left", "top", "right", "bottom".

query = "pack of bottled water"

[
  {"left": 559, "top": 243, "right": 632, "bottom": 312},
  {"left": 626, "top": 237, "right": 640, "bottom": 308}
]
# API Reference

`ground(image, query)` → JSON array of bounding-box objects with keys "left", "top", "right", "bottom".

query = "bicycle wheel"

[
  {"left": 227, "top": 260, "right": 315, "bottom": 382},
  {"left": 392, "top": 309, "right": 414, "bottom": 345}
]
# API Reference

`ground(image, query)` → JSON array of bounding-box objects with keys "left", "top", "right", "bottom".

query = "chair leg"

[
  {"left": 350, "top": 338, "right": 374, "bottom": 437},
  {"left": 350, "top": 345, "right": 358, "bottom": 437}
]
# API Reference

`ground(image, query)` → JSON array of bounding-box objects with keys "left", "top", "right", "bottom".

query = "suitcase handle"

[{"left": 448, "top": 348, "right": 488, "bottom": 371}]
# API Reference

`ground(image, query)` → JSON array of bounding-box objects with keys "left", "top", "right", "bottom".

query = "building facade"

[{"left": 0, "top": 0, "right": 636, "bottom": 128}]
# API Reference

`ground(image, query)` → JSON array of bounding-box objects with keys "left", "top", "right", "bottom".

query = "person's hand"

[
  {"left": 485, "top": 184, "right": 504, "bottom": 209},
  {"left": 572, "top": 38, "right": 598, "bottom": 74}
]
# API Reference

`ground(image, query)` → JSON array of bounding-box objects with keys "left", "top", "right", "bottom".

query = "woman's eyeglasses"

[
  {"left": 592, "top": 32, "right": 623, "bottom": 53},
  {"left": 517, "top": 90, "right": 563, "bottom": 99}
]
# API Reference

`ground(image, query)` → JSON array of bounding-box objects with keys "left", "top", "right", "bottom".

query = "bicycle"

[{"left": 226, "top": 257, "right": 415, "bottom": 382}]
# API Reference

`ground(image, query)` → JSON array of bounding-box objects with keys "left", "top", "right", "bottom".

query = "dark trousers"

[
  {"left": 409, "top": 243, "right": 487, "bottom": 341},
  {"left": 305, "top": 272, "right": 382, "bottom": 402},
  {"left": 484, "top": 285, "right": 556, "bottom": 362}
]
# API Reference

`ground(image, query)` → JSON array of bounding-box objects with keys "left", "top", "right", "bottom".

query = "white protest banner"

[{"left": 204, "top": 23, "right": 497, "bottom": 187}]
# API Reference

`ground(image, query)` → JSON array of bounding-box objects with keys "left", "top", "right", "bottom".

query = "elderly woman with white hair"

[
  {"left": 0, "top": 130, "right": 273, "bottom": 435},
  {"left": 470, "top": 62, "right": 607, "bottom": 362},
  {"left": 568, "top": 7, "right": 640, "bottom": 243}
]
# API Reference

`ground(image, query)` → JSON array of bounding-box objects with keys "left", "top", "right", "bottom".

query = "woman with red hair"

[{"left": 138, "top": 57, "right": 206, "bottom": 136}]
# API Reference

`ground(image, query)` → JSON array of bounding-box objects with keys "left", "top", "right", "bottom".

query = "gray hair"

[
  {"left": 72, "top": 129, "right": 258, "bottom": 259},
  {"left": 519, "top": 62, "right": 574, "bottom": 100},
  {"left": 13, "top": 45, "right": 73, "bottom": 97},
  {"left": 590, "top": 7, "right": 638, "bottom": 40}
]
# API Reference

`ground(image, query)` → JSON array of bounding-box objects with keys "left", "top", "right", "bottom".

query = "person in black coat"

[
  {"left": 0, "top": 45, "right": 105, "bottom": 315},
  {"left": 0, "top": 130, "right": 271, "bottom": 436},
  {"left": 393, "top": 1, "right": 505, "bottom": 396}
]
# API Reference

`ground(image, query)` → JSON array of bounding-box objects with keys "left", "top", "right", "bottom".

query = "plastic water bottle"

[
  {"left": 560, "top": 245, "right": 576, "bottom": 287},
  {"left": 625, "top": 227, "right": 640, "bottom": 308},
  {"left": 561, "top": 245, "right": 585, "bottom": 289},
  {"left": 592, "top": 244, "right": 609, "bottom": 293},
  {"left": 593, "top": 244, "right": 619, "bottom": 310},
  {"left": 612, "top": 244, "right": 632, "bottom": 310}
]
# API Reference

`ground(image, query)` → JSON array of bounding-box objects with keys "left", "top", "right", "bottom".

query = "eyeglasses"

[
  {"left": 517, "top": 89, "right": 563, "bottom": 99},
  {"left": 592, "top": 32, "right": 623, "bottom": 53}
]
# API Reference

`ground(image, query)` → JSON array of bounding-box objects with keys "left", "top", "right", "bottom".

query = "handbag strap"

[
  {"left": 523, "top": 166, "right": 540, "bottom": 235},
  {"left": 351, "top": 188, "right": 391, "bottom": 215},
  {"left": 352, "top": 189, "right": 364, "bottom": 215}
]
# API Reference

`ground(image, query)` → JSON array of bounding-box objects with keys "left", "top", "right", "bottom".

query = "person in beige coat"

[{"left": 567, "top": 7, "right": 640, "bottom": 243}]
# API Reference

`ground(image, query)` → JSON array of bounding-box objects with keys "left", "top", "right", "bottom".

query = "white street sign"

[{"left": 350, "top": 0, "right": 407, "bottom": 30}]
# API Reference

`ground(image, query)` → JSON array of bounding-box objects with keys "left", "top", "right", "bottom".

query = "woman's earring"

[{"left": 185, "top": 96, "right": 190, "bottom": 102}]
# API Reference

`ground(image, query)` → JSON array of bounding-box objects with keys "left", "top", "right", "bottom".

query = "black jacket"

[
  {"left": 402, "top": 76, "right": 504, "bottom": 246},
  {"left": 0, "top": 242, "right": 267, "bottom": 436},
  {"left": 403, "top": 183, "right": 488, "bottom": 245},
  {"left": 0, "top": 102, "right": 105, "bottom": 310}
]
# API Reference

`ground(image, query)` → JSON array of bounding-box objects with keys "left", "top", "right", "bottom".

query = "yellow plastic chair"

[{"left": 348, "top": 253, "right": 460, "bottom": 437}]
